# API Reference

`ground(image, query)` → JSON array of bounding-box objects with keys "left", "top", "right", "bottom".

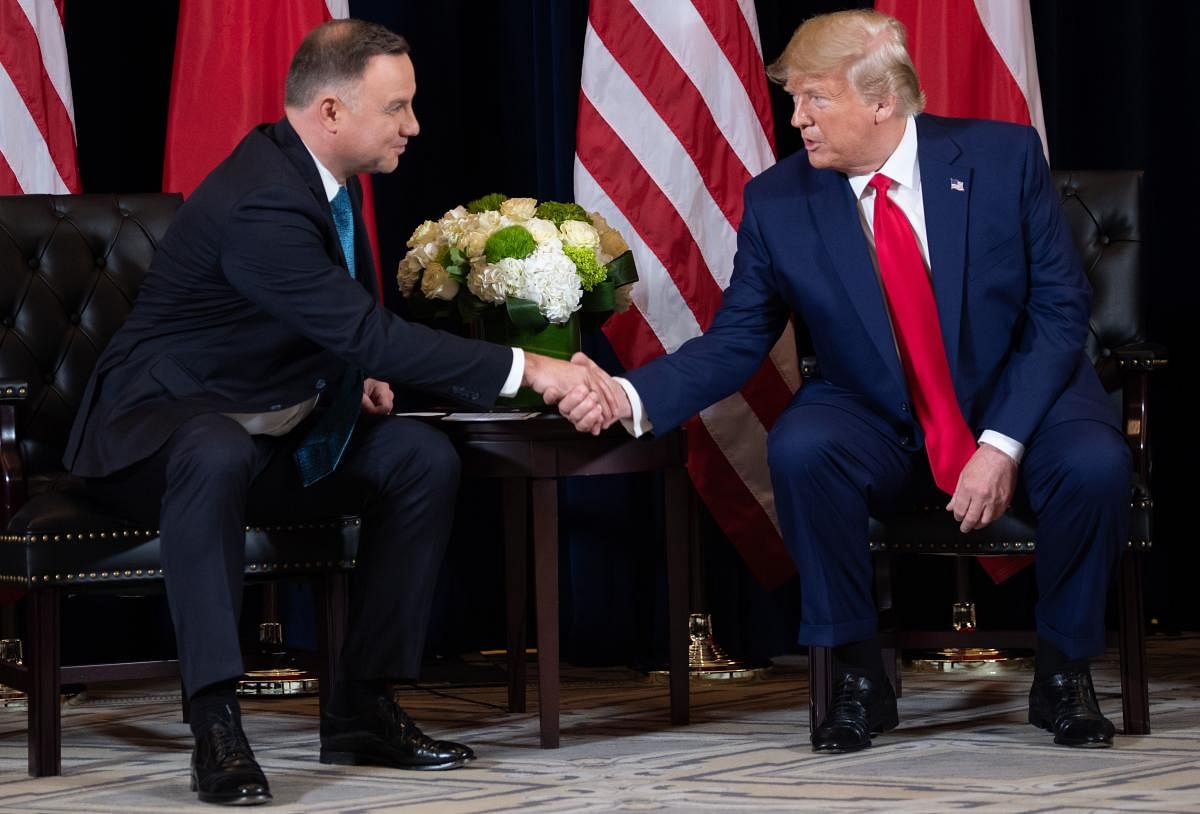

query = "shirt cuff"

[
  {"left": 614, "top": 377, "right": 653, "bottom": 438},
  {"left": 500, "top": 348, "right": 524, "bottom": 398},
  {"left": 979, "top": 429, "right": 1025, "bottom": 464}
]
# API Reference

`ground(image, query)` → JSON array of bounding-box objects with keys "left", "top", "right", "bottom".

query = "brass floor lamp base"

[
  {"left": 237, "top": 623, "right": 319, "bottom": 697},
  {"left": 910, "top": 647, "right": 1034, "bottom": 674},
  {"left": 650, "top": 613, "right": 768, "bottom": 683}
]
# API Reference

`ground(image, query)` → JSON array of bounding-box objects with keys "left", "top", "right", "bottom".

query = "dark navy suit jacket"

[
  {"left": 65, "top": 117, "right": 512, "bottom": 478},
  {"left": 626, "top": 114, "right": 1115, "bottom": 454}
]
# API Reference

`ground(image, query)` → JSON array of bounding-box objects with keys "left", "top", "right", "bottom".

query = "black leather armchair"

[
  {"left": 0, "top": 194, "right": 359, "bottom": 776},
  {"left": 807, "top": 170, "right": 1163, "bottom": 736}
]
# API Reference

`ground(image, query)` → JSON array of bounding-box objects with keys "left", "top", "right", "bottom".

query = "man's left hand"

[
  {"left": 361, "top": 377, "right": 394, "bottom": 415},
  {"left": 946, "top": 443, "right": 1018, "bottom": 533}
]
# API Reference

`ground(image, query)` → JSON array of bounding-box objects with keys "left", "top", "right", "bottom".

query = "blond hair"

[{"left": 766, "top": 9, "right": 925, "bottom": 116}]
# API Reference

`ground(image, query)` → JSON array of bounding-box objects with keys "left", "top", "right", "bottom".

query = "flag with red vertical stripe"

[
  {"left": 575, "top": 0, "right": 800, "bottom": 589},
  {"left": 0, "top": 0, "right": 80, "bottom": 194},
  {"left": 162, "top": 0, "right": 383, "bottom": 297},
  {"left": 877, "top": 0, "right": 1046, "bottom": 582}
]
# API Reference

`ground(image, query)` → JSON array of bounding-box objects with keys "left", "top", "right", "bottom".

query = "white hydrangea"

[
  {"left": 467, "top": 257, "right": 524, "bottom": 305},
  {"left": 519, "top": 242, "right": 582, "bottom": 324}
]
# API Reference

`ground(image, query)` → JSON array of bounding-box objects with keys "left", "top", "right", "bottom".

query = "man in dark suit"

[
  {"left": 562, "top": 9, "right": 1129, "bottom": 753},
  {"left": 65, "top": 19, "right": 617, "bottom": 806}
]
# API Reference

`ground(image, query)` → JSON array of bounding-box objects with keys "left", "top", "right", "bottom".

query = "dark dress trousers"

[
  {"left": 65, "top": 118, "right": 513, "bottom": 695},
  {"left": 625, "top": 114, "right": 1130, "bottom": 660}
]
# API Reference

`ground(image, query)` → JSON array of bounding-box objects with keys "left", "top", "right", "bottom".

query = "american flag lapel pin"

[{"left": 950, "top": 178, "right": 965, "bottom": 192}]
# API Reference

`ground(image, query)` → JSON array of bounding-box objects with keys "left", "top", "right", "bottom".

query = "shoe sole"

[
  {"left": 191, "top": 773, "right": 273, "bottom": 805},
  {"left": 319, "top": 749, "right": 473, "bottom": 770},
  {"left": 1028, "top": 711, "right": 1114, "bottom": 748}
]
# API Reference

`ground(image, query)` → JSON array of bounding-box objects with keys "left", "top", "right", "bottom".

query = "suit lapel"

[
  {"left": 916, "top": 115, "right": 969, "bottom": 381},
  {"left": 807, "top": 168, "right": 908, "bottom": 394},
  {"left": 347, "top": 176, "right": 380, "bottom": 300},
  {"left": 271, "top": 118, "right": 378, "bottom": 299}
]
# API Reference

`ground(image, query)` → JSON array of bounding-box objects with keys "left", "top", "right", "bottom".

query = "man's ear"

[
  {"left": 317, "top": 95, "right": 341, "bottom": 133},
  {"left": 873, "top": 93, "right": 899, "bottom": 125}
]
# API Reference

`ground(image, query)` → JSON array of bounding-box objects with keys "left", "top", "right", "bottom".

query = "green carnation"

[
  {"left": 534, "top": 200, "right": 590, "bottom": 226},
  {"left": 563, "top": 244, "right": 606, "bottom": 291},
  {"left": 485, "top": 225, "right": 537, "bottom": 263},
  {"left": 467, "top": 193, "right": 508, "bottom": 213}
]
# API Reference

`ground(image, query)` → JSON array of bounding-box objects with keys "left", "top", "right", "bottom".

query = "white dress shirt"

[{"left": 617, "top": 116, "right": 1024, "bottom": 465}]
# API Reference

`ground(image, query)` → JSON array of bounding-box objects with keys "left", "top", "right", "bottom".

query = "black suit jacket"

[{"left": 64, "top": 117, "right": 511, "bottom": 478}]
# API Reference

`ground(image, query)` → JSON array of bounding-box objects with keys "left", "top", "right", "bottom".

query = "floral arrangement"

[{"left": 397, "top": 194, "right": 637, "bottom": 335}]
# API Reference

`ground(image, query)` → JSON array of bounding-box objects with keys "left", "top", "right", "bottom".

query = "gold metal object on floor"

[
  {"left": 684, "top": 613, "right": 765, "bottom": 681},
  {"left": 0, "top": 638, "right": 27, "bottom": 709},
  {"left": 237, "top": 622, "right": 319, "bottom": 697},
  {"left": 910, "top": 647, "right": 1034, "bottom": 674}
]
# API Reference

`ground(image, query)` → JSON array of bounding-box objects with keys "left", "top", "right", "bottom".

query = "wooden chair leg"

[
  {"left": 502, "top": 477, "right": 529, "bottom": 714},
  {"left": 314, "top": 572, "right": 349, "bottom": 715},
  {"left": 874, "top": 554, "right": 900, "bottom": 697},
  {"left": 1117, "top": 550, "right": 1150, "bottom": 734},
  {"left": 809, "top": 645, "right": 833, "bottom": 732},
  {"left": 663, "top": 467, "right": 690, "bottom": 725},
  {"left": 26, "top": 586, "right": 61, "bottom": 777},
  {"left": 531, "top": 477, "right": 560, "bottom": 748}
]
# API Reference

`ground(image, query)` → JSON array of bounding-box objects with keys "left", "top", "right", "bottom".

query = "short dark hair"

[{"left": 285, "top": 19, "right": 410, "bottom": 108}]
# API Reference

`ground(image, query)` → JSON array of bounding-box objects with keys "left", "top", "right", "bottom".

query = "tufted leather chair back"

[
  {"left": 0, "top": 194, "right": 181, "bottom": 476},
  {"left": 1054, "top": 170, "right": 1145, "bottom": 392}
]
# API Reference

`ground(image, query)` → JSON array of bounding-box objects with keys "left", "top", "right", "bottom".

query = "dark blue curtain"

[{"left": 59, "top": 0, "right": 1197, "bottom": 667}]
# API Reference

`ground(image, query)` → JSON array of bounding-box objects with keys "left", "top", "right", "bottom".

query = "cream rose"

[
  {"left": 420, "top": 261, "right": 459, "bottom": 301},
  {"left": 500, "top": 197, "right": 537, "bottom": 220},
  {"left": 559, "top": 219, "right": 600, "bottom": 249},
  {"left": 524, "top": 217, "right": 560, "bottom": 244}
]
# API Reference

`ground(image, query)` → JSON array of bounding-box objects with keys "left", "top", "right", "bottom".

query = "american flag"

[
  {"left": 575, "top": 0, "right": 800, "bottom": 588},
  {"left": 0, "top": 0, "right": 80, "bottom": 194}
]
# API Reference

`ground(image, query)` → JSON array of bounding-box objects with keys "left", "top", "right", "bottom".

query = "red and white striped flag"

[
  {"left": 0, "top": 0, "right": 80, "bottom": 194},
  {"left": 576, "top": 0, "right": 800, "bottom": 588},
  {"left": 877, "top": 0, "right": 1047, "bottom": 156},
  {"left": 877, "top": 0, "right": 1046, "bottom": 582},
  {"left": 163, "top": 0, "right": 382, "bottom": 296}
]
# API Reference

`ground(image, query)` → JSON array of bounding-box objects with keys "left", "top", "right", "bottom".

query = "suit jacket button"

[
  {"left": 899, "top": 434, "right": 912, "bottom": 446},
  {"left": 900, "top": 402, "right": 910, "bottom": 414},
  {"left": 315, "top": 379, "right": 326, "bottom": 390},
  {"left": 269, "top": 403, "right": 282, "bottom": 410}
]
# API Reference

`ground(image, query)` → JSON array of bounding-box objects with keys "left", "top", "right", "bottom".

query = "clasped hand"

[{"left": 523, "top": 352, "right": 631, "bottom": 435}]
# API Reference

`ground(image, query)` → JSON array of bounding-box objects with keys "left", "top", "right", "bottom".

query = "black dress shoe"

[
  {"left": 1029, "top": 669, "right": 1115, "bottom": 747},
  {"left": 190, "top": 708, "right": 272, "bottom": 806},
  {"left": 320, "top": 694, "right": 475, "bottom": 770},
  {"left": 811, "top": 672, "right": 899, "bottom": 753}
]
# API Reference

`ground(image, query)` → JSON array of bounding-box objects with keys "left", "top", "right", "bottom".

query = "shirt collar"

[
  {"left": 300, "top": 140, "right": 343, "bottom": 202},
  {"left": 847, "top": 115, "right": 919, "bottom": 199}
]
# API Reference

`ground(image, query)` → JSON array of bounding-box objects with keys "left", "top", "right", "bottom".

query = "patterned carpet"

[{"left": 1, "top": 636, "right": 1198, "bottom": 813}]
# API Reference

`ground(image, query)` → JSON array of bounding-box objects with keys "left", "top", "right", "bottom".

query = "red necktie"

[{"left": 869, "top": 173, "right": 976, "bottom": 494}]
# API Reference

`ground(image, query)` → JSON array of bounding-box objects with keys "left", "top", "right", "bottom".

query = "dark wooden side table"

[{"left": 428, "top": 413, "right": 690, "bottom": 748}]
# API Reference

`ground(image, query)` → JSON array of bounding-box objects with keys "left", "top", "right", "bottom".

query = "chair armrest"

[
  {"left": 0, "top": 380, "right": 29, "bottom": 527},
  {"left": 1112, "top": 345, "right": 1165, "bottom": 481},
  {"left": 1113, "top": 342, "right": 1168, "bottom": 372}
]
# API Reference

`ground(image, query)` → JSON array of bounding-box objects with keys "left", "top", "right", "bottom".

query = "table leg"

[
  {"left": 531, "top": 477, "right": 560, "bottom": 748},
  {"left": 502, "top": 477, "right": 529, "bottom": 713},
  {"left": 664, "top": 466, "right": 690, "bottom": 725}
]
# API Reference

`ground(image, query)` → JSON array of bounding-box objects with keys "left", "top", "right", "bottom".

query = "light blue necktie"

[
  {"left": 292, "top": 186, "right": 363, "bottom": 486},
  {"left": 330, "top": 186, "right": 357, "bottom": 279}
]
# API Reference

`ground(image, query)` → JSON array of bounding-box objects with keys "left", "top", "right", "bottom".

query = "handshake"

[{"left": 522, "top": 352, "right": 632, "bottom": 435}]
